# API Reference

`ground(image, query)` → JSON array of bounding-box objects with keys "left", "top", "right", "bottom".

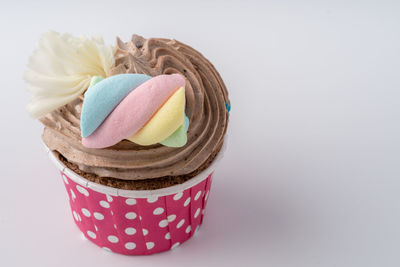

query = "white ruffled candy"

[{"left": 24, "top": 31, "right": 115, "bottom": 118}]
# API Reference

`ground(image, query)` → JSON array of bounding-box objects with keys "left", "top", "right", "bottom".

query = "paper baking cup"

[{"left": 45, "top": 143, "right": 225, "bottom": 255}]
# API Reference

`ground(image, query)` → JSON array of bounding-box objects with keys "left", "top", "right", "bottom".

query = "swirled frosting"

[{"left": 41, "top": 35, "right": 230, "bottom": 180}]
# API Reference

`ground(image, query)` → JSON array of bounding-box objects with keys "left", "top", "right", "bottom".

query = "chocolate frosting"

[{"left": 41, "top": 35, "right": 230, "bottom": 180}]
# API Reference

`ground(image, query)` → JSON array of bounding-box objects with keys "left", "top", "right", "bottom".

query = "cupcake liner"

[{"left": 45, "top": 142, "right": 225, "bottom": 255}]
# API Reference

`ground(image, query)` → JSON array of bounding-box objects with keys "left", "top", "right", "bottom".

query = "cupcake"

[{"left": 25, "top": 31, "right": 230, "bottom": 255}]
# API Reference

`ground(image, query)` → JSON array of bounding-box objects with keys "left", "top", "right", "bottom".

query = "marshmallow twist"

[{"left": 80, "top": 74, "right": 187, "bottom": 148}]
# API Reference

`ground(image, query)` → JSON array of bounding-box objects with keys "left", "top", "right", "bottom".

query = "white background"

[{"left": 1, "top": 0, "right": 399, "bottom": 266}]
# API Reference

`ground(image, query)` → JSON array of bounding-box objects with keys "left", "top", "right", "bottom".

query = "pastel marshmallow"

[
  {"left": 82, "top": 74, "right": 186, "bottom": 148},
  {"left": 160, "top": 115, "right": 190, "bottom": 147},
  {"left": 80, "top": 74, "right": 151, "bottom": 138},
  {"left": 127, "top": 87, "right": 185, "bottom": 145}
]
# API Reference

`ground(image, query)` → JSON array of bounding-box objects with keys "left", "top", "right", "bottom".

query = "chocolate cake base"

[{"left": 54, "top": 140, "right": 223, "bottom": 190}]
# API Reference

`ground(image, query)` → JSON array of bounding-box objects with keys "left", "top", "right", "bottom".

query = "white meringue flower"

[{"left": 24, "top": 31, "right": 115, "bottom": 118}]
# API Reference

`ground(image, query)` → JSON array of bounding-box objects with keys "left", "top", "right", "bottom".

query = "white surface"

[{"left": 1, "top": 1, "right": 399, "bottom": 266}]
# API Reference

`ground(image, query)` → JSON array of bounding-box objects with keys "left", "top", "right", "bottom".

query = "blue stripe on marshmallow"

[{"left": 80, "top": 74, "right": 152, "bottom": 138}]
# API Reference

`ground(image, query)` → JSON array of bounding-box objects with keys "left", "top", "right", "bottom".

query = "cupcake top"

[{"left": 26, "top": 32, "right": 230, "bottom": 181}]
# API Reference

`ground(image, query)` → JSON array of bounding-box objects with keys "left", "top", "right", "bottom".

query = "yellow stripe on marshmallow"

[{"left": 127, "top": 87, "right": 185, "bottom": 146}]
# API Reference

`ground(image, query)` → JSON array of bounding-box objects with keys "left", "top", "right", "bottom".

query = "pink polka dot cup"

[{"left": 45, "top": 143, "right": 225, "bottom": 255}]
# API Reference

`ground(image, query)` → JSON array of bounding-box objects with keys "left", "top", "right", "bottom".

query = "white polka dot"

[
  {"left": 205, "top": 191, "right": 209, "bottom": 200},
  {"left": 168, "top": 214, "right": 176, "bottom": 222},
  {"left": 142, "top": 228, "right": 149, "bottom": 236},
  {"left": 125, "top": 227, "right": 136, "bottom": 235},
  {"left": 177, "top": 219, "right": 185, "bottom": 229},
  {"left": 159, "top": 219, "right": 168, "bottom": 228},
  {"left": 173, "top": 192, "right": 183, "bottom": 201},
  {"left": 139, "top": 216, "right": 142, "bottom": 220},
  {"left": 125, "top": 242, "right": 136, "bottom": 250},
  {"left": 125, "top": 212, "right": 137, "bottom": 220},
  {"left": 147, "top": 196, "right": 158, "bottom": 203},
  {"left": 185, "top": 225, "right": 191, "bottom": 234},
  {"left": 107, "top": 235, "right": 119, "bottom": 243},
  {"left": 77, "top": 213, "right": 81, "bottom": 221},
  {"left": 114, "top": 224, "right": 117, "bottom": 229},
  {"left": 76, "top": 185, "right": 89, "bottom": 196},
  {"left": 125, "top": 198, "right": 136, "bottom": 205},
  {"left": 94, "top": 225, "right": 98, "bottom": 231},
  {"left": 87, "top": 231, "right": 96, "bottom": 239},
  {"left": 153, "top": 207, "right": 164, "bottom": 215},
  {"left": 62, "top": 175, "right": 69, "bottom": 184},
  {"left": 195, "top": 225, "right": 200, "bottom": 234},
  {"left": 202, "top": 209, "right": 205, "bottom": 215},
  {"left": 165, "top": 232, "right": 171, "bottom": 240},
  {"left": 111, "top": 211, "right": 114, "bottom": 215},
  {"left": 194, "top": 191, "right": 202, "bottom": 201},
  {"left": 102, "top": 247, "right": 112, "bottom": 252},
  {"left": 171, "top": 242, "right": 180, "bottom": 250},
  {"left": 146, "top": 242, "right": 155, "bottom": 250},
  {"left": 70, "top": 189, "right": 76, "bottom": 200},
  {"left": 184, "top": 197, "right": 191, "bottom": 207},
  {"left": 94, "top": 212, "right": 104, "bottom": 220},
  {"left": 81, "top": 208, "right": 91, "bottom": 217},
  {"left": 99, "top": 200, "right": 110, "bottom": 208},
  {"left": 194, "top": 208, "right": 201, "bottom": 218},
  {"left": 106, "top": 194, "right": 113, "bottom": 202},
  {"left": 73, "top": 211, "right": 79, "bottom": 221}
]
